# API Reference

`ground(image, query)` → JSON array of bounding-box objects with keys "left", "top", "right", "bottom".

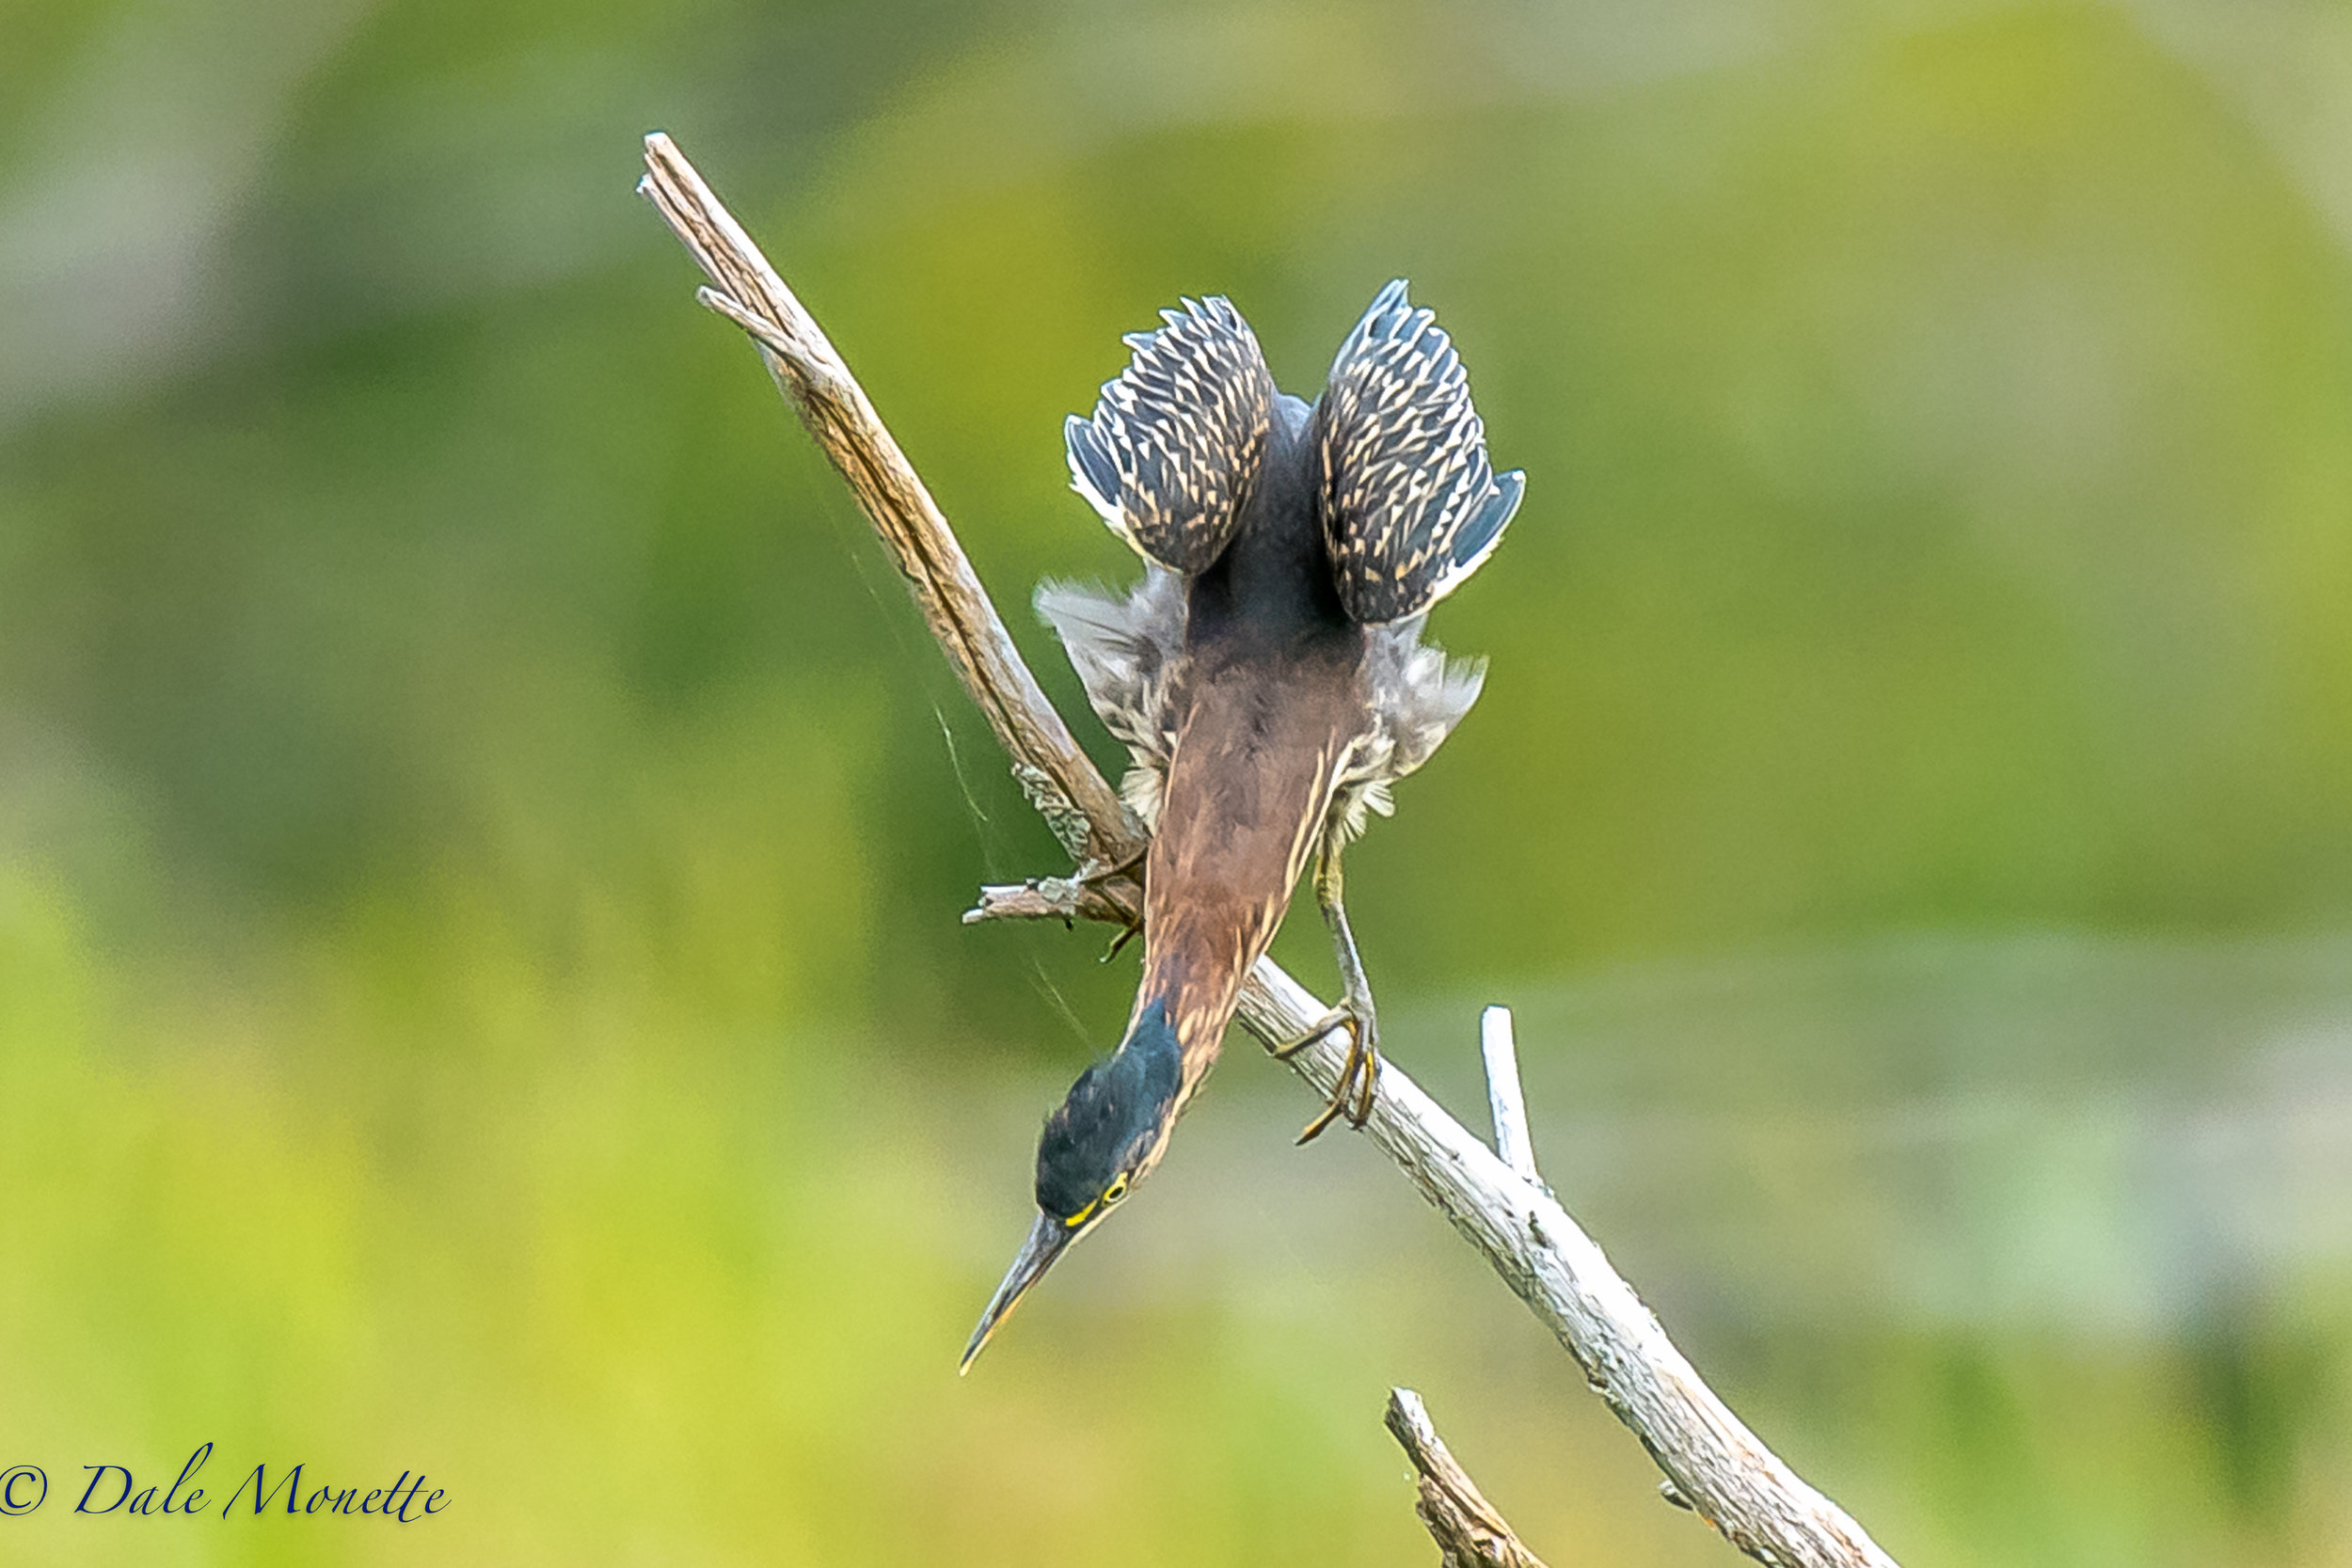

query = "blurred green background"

[{"left": 6, "top": 0, "right": 2352, "bottom": 1561}]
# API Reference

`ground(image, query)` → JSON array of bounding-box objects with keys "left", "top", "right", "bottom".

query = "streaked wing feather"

[
  {"left": 1066, "top": 297, "right": 1275, "bottom": 575},
  {"left": 1314, "top": 279, "right": 1524, "bottom": 624}
]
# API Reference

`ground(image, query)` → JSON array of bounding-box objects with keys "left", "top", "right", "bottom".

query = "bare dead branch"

[
  {"left": 1387, "top": 1389, "right": 1551, "bottom": 1568},
  {"left": 638, "top": 131, "right": 1903, "bottom": 1568},
  {"left": 637, "top": 132, "right": 1141, "bottom": 873}
]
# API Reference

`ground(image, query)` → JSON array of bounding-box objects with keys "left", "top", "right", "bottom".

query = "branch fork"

[{"left": 638, "top": 131, "right": 1902, "bottom": 1568}]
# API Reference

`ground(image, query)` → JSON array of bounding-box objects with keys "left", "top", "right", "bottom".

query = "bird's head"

[{"left": 961, "top": 1002, "right": 1184, "bottom": 1371}]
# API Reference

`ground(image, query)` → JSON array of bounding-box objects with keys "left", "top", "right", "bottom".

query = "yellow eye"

[{"left": 1102, "top": 1174, "right": 1130, "bottom": 1206}]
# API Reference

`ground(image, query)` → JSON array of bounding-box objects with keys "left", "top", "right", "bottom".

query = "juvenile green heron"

[{"left": 962, "top": 280, "right": 1522, "bottom": 1370}]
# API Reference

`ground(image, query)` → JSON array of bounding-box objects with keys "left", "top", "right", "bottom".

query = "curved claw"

[
  {"left": 1277, "top": 1006, "right": 1379, "bottom": 1144},
  {"left": 1078, "top": 847, "right": 1148, "bottom": 961}
]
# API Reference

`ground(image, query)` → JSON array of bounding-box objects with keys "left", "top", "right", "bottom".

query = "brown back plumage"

[{"left": 1138, "top": 632, "right": 1370, "bottom": 1098}]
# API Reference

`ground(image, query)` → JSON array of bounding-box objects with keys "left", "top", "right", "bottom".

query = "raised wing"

[
  {"left": 1066, "top": 296, "right": 1275, "bottom": 575},
  {"left": 1313, "top": 279, "right": 1524, "bottom": 625}
]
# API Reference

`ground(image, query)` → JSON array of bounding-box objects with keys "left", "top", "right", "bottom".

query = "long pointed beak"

[{"left": 961, "top": 1211, "right": 1076, "bottom": 1373}]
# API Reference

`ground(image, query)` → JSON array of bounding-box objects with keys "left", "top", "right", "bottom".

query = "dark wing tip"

[
  {"left": 1066, "top": 414, "right": 1118, "bottom": 498},
  {"left": 1325, "top": 279, "right": 1410, "bottom": 378},
  {"left": 1454, "top": 469, "right": 1525, "bottom": 568},
  {"left": 1065, "top": 414, "right": 1129, "bottom": 534}
]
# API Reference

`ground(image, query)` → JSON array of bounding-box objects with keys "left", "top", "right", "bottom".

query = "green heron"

[{"left": 961, "top": 280, "right": 1522, "bottom": 1370}]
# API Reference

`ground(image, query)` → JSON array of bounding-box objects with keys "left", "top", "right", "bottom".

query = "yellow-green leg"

[{"left": 1271, "top": 844, "right": 1379, "bottom": 1143}]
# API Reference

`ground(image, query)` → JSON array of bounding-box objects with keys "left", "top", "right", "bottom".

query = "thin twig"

[
  {"left": 961, "top": 876, "right": 1131, "bottom": 927},
  {"left": 1481, "top": 1006, "right": 1540, "bottom": 1185},
  {"left": 1387, "top": 1389, "right": 1551, "bottom": 1568},
  {"left": 638, "top": 131, "right": 1903, "bottom": 1568}
]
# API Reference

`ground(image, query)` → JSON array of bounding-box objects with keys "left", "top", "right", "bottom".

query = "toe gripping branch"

[{"left": 1272, "top": 1004, "right": 1377, "bottom": 1144}]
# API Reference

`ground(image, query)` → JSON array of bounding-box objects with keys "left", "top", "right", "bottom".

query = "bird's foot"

[
  {"left": 1072, "top": 847, "right": 1148, "bottom": 960},
  {"left": 1073, "top": 844, "right": 1148, "bottom": 888},
  {"left": 1271, "top": 1006, "right": 1379, "bottom": 1143}
]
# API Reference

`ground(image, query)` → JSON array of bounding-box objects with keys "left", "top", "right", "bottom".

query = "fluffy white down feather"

[{"left": 1035, "top": 572, "right": 1484, "bottom": 840}]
